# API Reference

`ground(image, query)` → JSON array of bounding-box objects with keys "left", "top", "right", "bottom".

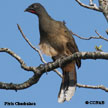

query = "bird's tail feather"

[{"left": 58, "top": 63, "right": 77, "bottom": 103}]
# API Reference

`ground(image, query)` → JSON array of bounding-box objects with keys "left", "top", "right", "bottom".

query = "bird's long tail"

[{"left": 58, "top": 62, "right": 77, "bottom": 103}]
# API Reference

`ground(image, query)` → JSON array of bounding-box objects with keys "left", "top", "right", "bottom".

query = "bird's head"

[{"left": 24, "top": 3, "right": 45, "bottom": 16}]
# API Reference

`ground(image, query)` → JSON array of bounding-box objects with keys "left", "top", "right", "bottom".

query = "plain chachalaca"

[{"left": 25, "top": 3, "right": 81, "bottom": 103}]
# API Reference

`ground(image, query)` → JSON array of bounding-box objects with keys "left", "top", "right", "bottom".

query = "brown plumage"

[{"left": 25, "top": 3, "right": 81, "bottom": 103}]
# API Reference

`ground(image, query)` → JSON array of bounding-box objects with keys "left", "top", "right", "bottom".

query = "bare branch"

[
  {"left": 17, "top": 24, "right": 46, "bottom": 63},
  {"left": 0, "top": 48, "right": 108, "bottom": 92},
  {"left": 17, "top": 24, "right": 62, "bottom": 78},
  {"left": 54, "top": 69, "right": 63, "bottom": 78},
  {"left": 1, "top": 48, "right": 108, "bottom": 74},
  {"left": 0, "top": 48, "right": 34, "bottom": 71},
  {"left": 77, "top": 83, "right": 108, "bottom": 92},
  {"left": 0, "top": 48, "right": 62, "bottom": 90},
  {"left": 76, "top": 0, "right": 101, "bottom": 12},
  {"left": 0, "top": 48, "right": 44, "bottom": 90},
  {"left": 95, "top": 30, "right": 108, "bottom": 41},
  {"left": 71, "top": 31, "right": 108, "bottom": 41},
  {"left": 0, "top": 74, "right": 42, "bottom": 91},
  {"left": 71, "top": 31, "right": 100, "bottom": 40}
]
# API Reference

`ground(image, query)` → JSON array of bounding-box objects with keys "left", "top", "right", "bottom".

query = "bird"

[
  {"left": 99, "top": 0, "right": 108, "bottom": 22},
  {"left": 25, "top": 3, "right": 81, "bottom": 103}
]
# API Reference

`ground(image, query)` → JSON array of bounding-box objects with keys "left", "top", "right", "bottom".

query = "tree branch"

[
  {"left": 0, "top": 48, "right": 33, "bottom": 71},
  {"left": 95, "top": 30, "right": 108, "bottom": 41},
  {"left": 0, "top": 47, "right": 108, "bottom": 92},
  {"left": 0, "top": 74, "right": 42, "bottom": 91},
  {"left": 0, "top": 48, "right": 44, "bottom": 90},
  {"left": 76, "top": 0, "right": 101, "bottom": 12},
  {"left": 77, "top": 83, "right": 108, "bottom": 92},
  {"left": 71, "top": 30, "right": 108, "bottom": 41}
]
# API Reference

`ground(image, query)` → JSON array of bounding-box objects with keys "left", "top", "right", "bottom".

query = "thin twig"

[
  {"left": 95, "top": 30, "right": 108, "bottom": 41},
  {"left": 17, "top": 24, "right": 46, "bottom": 63},
  {"left": 71, "top": 31, "right": 100, "bottom": 40},
  {"left": 0, "top": 48, "right": 34, "bottom": 71},
  {"left": 71, "top": 31, "right": 108, "bottom": 41},
  {"left": 77, "top": 83, "right": 108, "bottom": 92},
  {"left": 76, "top": 0, "right": 101, "bottom": 12}
]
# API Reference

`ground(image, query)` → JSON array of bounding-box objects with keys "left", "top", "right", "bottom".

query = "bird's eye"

[{"left": 33, "top": 5, "right": 39, "bottom": 9}]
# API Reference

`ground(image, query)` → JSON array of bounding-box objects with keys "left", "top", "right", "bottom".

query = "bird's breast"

[{"left": 39, "top": 42, "right": 58, "bottom": 56}]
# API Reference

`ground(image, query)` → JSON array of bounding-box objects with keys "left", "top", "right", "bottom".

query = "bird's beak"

[
  {"left": 24, "top": 7, "right": 36, "bottom": 14},
  {"left": 24, "top": 9, "right": 27, "bottom": 12},
  {"left": 24, "top": 7, "right": 30, "bottom": 12}
]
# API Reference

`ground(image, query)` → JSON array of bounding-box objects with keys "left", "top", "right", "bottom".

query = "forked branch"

[
  {"left": 0, "top": 47, "right": 108, "bottom": 92},
  {"left": 71, "top": 30, "right": 108, "bottom": 41},
  {"left": 76, "top": 0, "right": 101, "bottom": 12}
]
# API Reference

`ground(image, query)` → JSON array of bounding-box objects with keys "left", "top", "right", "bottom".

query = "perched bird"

[
  {"left": 99, "top": 0, "right": 108, "bottom": 22},
  {"left": 25, "top": 3, "right": 81, "bottom": 103}
]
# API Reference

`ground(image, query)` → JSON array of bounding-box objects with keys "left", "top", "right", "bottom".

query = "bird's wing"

[
  {"left": 66, "top": 41, "right": 81, "bottom": 68},
  {"left": 62, "top": 23, "right": 81, "bottom": 68}
]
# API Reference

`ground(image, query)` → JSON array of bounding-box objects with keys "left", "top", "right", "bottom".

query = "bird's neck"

[
  {"left": 39, "top": 13, "right": 51, "bottom": 25},
  {"left": 38, "top": 11, "right": 53, "bottom": 33}
]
